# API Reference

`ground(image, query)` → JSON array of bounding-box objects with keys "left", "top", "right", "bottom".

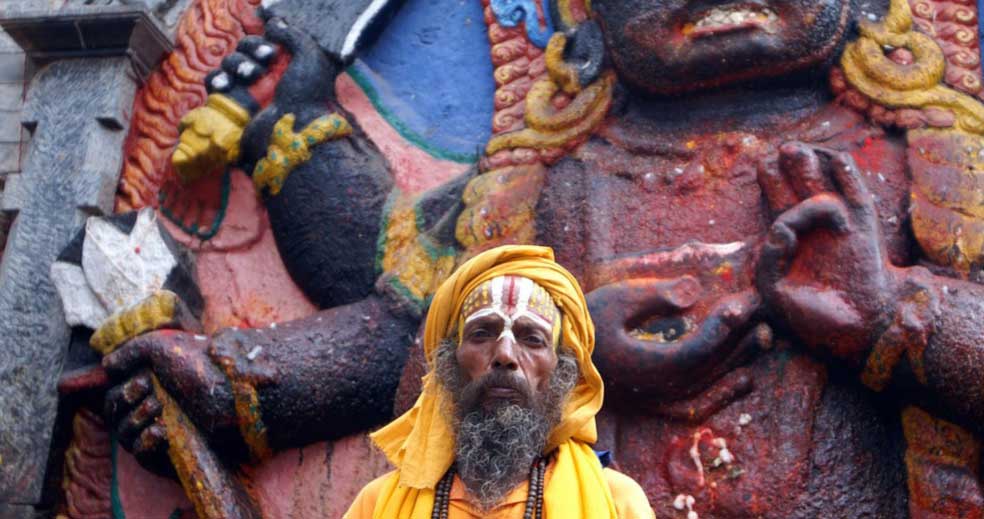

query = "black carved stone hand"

[
  {"left": 756, "top": 142, "right": 900, "bottom": 364},
  {"left": 237, "top": 16, "right": 342, "bottom": 174},
  {"left": 102, "top": 330, "right": 241, "bottom": 475}
]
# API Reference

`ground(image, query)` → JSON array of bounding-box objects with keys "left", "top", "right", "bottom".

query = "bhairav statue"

[{"left": 90, "top": 0, "right": 984, "bottom": 516}]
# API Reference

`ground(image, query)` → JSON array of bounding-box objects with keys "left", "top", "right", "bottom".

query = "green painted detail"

[
  {"left": 419, "top": 235, "right": 456, "bottom": 262},
  {"left": 413, "top": 203, "right": 428, "bottom": 235},
  {"left": 388, "top": 276, "right": 426, "bottom": 308},
  {"left": 111, "top": 434, "right": 125, "bottom": 519},
  {"left": 168, "top": 509, "right": 184, "bottom": 519},
  {"left": 374, "top": 190, "right": 402, "bottom": 277},
  {"left": 158, "top": 168, "right": 232, "bottom": 241},
  {"left": 346, "top": 67, "right": 478, "bottom": 164}
]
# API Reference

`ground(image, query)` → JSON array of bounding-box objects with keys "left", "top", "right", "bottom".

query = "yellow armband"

[{"left": 252, "top": 112, "right": 352, "bottom": 195}]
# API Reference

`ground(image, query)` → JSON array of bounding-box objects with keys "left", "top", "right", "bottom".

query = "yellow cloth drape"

[{"left": 369, "top": 245, "right": 615, "bottom": 519}]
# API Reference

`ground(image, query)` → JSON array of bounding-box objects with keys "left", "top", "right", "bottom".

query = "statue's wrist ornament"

[
  {"left": 861, "top": 267, "right": 940, "bottom": 391},
  {"left": 252, "top": 112, "right": 352, "bottom": 195},
  {"left": 208, "top": 335, "right": 272, "bottom": 462}
]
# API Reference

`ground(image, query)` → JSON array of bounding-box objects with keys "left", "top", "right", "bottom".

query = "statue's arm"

[
  {"left": 105, "top": 14, "right": 475, "bottom": 471},
  {"left": 892, "top": 268, "right": 984, "bottom": 433}
]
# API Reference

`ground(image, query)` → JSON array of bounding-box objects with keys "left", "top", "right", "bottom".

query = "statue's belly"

[
  {"left": 600, "top": 349, "right": 907, "bottom": 519},
  {"left": 537, "top": 136, "right": 771, "bottom": 289}
]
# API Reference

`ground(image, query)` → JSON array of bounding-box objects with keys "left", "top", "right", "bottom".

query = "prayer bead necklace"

[{"left": 431, "top": 457, "right": 549, "bottom": 519}]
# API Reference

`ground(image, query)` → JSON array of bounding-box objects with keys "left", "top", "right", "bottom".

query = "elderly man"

[{"left": 345, "top": 245, "right": 654, "bottom": 519}]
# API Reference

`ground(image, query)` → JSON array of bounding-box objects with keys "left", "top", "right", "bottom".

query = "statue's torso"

[{"left": 536, "top": 101, "right": 913, "bottom": 517}]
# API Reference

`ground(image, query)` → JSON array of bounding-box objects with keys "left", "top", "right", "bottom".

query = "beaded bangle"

[
  {"left": 209, "top": 341, "right": 272, "bottom": 463},
  {"left": 861, "top": 268, "right": 940, "bottom": 392}
]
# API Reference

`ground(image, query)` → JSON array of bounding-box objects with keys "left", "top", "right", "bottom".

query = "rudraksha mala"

[{"left": 431, "top": 457, "right": 549, "bottom": 519}]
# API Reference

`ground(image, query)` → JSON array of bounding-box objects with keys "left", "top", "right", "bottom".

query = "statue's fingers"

[
  {"left": 758, "top": 195, "right": 851, "bottom": 302},
  {"left": 133, "top": 423, "right": 173, "bottom": 477},
  {"left": 104, "top": 384, "right": 134, "bottom": 425},
  {"left": 135, "top": 422, "right": 168, "bottom": 454},
  {"left": 757, "top": 218, "right": 798, "bottom": 301},
  {"left": 122, "top": 371, "right": 152, "bottom": 405},
  {"left": 774, "top": 194, "right": 850, "bottom": 235},
  {"left": 825, "top": 150, "right": 873, "bottom": 211},
  {"left": 757, "top": 156, "right": 798, "bottom": 214},
  {"left": 779, "top": 142, "right": 829, "bottom": 199},
  {"left": 205, "top": 69, "right": 233, "bottom": 94},
  {"left": 237, "top": 35, "right": 278, "bottom": 66},
  {"left": 221, "top": 52, "right": 266, "bottom": 85},
  {"left": 118, "top": 395, "right": 163, "bottom": 449}
]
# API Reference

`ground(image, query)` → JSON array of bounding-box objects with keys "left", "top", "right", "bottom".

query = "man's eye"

[
  {"left": 523, "top": 335, "right": 546, "bottom": 347},
  {"left": 470, "top": 329, "right": 492, "bottom": 339}
]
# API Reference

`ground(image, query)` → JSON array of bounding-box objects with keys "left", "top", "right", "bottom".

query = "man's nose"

[{"left": 492, "top": 332, "right": 519, "bottom": 370}]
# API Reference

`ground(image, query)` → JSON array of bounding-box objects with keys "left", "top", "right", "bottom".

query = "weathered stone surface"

[
  {"left": 0, "top": 503, "right": 36, "bottom": 519},
  {"left": 0, "top": 110, "right": 20, "bottom": 141},
  {"left": 0, "top": 83, "right": 24, "bottom": 110},
  {"left": 0, "top": 53, "right": 25, "bottom": 82},
  {"left": 0, "top": 56, "right": 135, "bottom": 503},
  {"left": 0, "top": 142, "right": 18, "bottom": 174},
  {"left": 0, "top": 6, "right": 172, "bottom": 81}
]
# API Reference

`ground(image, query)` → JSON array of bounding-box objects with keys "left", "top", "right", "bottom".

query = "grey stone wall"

[{"left": 0, "top": 27, "right": 26, "bottom": 257}]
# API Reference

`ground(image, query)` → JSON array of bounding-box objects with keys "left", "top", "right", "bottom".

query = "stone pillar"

[
  {"left": 0, "top": 6, "right": 171, "bottom": 515},
  {"left": 0, "top": 28, "right": 28, "bottom": 261}
]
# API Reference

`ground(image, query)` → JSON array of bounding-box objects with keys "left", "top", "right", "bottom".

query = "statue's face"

[{"left": 592, "top": 0, "right": 853, "bottom": 94}]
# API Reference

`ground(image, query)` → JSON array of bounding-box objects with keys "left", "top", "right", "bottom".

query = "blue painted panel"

[{"left": 351, "top": 0, "right": 496, "bottom": 162}]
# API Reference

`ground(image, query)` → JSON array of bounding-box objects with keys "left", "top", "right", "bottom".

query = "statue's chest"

[{"left": 535, "top": 116, "right": 912, "bottom": 289}]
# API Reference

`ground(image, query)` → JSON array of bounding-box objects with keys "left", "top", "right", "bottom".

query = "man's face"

[
  {"left": 456, "top": 314, "right": 558, "bottom": 405},
  {"left": 592, "top": 0, "right": 853, "bottom": 94},
  {"left": 455, "top": 276, "right": 561, "bottom": 408}
]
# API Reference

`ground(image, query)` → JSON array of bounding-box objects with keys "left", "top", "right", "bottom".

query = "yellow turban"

[{"left": 369, "top": 245, "right": 615, "bottom": 519}]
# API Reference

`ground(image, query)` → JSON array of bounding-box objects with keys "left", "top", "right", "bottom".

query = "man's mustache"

[{"left": 460, "top": 370, "right": 534, "bottom": 410}]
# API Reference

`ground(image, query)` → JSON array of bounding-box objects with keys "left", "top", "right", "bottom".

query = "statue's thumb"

[{"left": 102, "top": 338, "right": 152, "bottom": 378}]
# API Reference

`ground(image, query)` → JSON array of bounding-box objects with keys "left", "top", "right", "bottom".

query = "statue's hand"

[
  {"left": 237, "top": 17, "right": 341, "bottom": 173},
  {"left": 103, "top": 330, "right": 238, "bottom": 475},
  {"left": 756, "top": 142, "right": 898, "bottom": 363},
  {"left": 171, "top": 34, "right": 278, "bottom": 182}
]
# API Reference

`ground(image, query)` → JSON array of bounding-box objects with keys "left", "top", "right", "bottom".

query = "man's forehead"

[{"left": 461, "top": 275, "right": 559, "bottom": 327}]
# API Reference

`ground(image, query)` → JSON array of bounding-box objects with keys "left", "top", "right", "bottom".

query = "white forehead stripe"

[
  {"left": 498, "top": 328, "right": 517, "bottom": 344},
  {"left": 465, "top": 307, "right": 510, "bottom": 325},
  {"left": 491, "top": 276, "right": 506, "bottom": 307},
  {"left": 515, "top": 277, "right": 534, "bottom": 314}
]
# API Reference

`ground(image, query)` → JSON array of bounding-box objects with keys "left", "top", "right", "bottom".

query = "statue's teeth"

[{"left": 694, "top": 6, "right": 776, "bottom": 29}]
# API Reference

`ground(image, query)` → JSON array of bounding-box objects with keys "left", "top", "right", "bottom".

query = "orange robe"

[{"left": 344, "top": 460, "right": 655, "bottom": 519}]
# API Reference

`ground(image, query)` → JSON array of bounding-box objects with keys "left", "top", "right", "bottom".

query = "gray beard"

[{"left": 434, "top": 339, "right": 579, "bottom": 511}]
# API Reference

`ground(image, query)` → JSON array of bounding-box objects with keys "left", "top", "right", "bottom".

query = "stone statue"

[{"left": 73, "top": 0, "right": 984, "bottom": 517}]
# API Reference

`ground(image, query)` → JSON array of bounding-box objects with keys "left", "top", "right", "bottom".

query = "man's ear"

[{"left": 563, "top": 20, "right": 606, "bottom": 89}]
